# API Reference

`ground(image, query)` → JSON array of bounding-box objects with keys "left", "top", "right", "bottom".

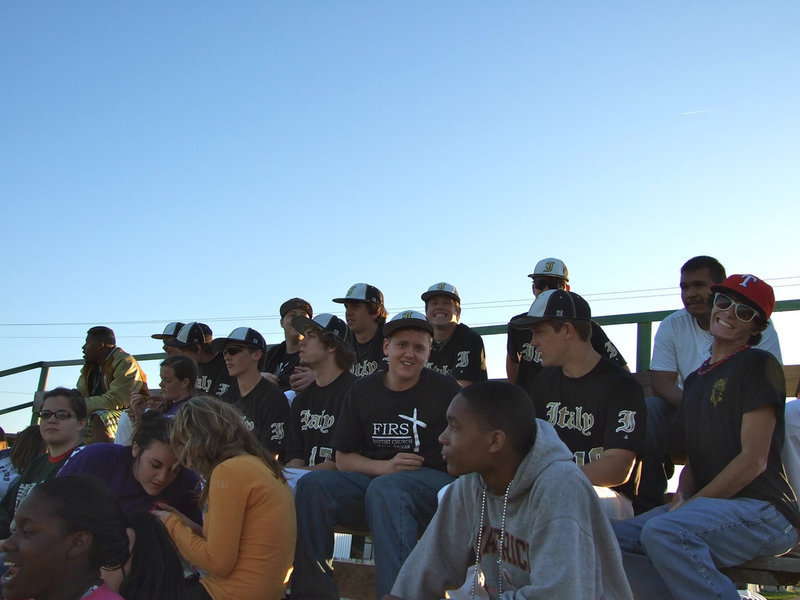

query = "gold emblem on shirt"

[{"left": 710, "top": 378, "right": 726, "bottom": 407}]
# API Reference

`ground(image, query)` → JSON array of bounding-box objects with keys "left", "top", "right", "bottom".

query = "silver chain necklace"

[{"left": 472, "top": 479, "right": 513, "bottom": 600}]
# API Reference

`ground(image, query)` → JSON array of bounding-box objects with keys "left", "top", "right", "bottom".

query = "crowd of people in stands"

[{"left": 0, "top": 255, "right": 796, "bottom": 600}]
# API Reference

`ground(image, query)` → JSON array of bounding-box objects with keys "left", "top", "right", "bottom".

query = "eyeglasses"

[
  {"left": 713, "top": 293, "right": 759, "bottom": 323},
  {"left": 223, "top": 345, "right": 248, "bottom": 356},
  {"left": 38, "top": 410, "right": 76, "bottom": 421}
]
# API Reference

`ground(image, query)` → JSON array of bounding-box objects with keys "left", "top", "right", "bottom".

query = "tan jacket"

[{"left": 76, "top": 346, "right": 148, "bottom": 414}]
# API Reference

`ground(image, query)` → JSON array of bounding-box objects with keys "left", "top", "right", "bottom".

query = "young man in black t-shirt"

[
  {"left": 284, "top": 313, "right": 356, "bottom": 474},
  {"left": 261, "top": 298, "right": 313, "bottom": 393},
  {"left": 212, "top": 327, "right": 289, "bottom": 458},
  {"left": 512, "top": 290, "right": 645, "bottom": 521},
  {"left": 292, "top": 311, "right": 461, "bottom": 600},
  {"left": 166, "top": 322, "right": 234, "bottom": 400},
  {"left": 421, "top": 282, "right": 487, "bottom": 386},
  {"left": 507, "top": 258, "right": 628, "bottom": 398},
  {"left": 332, "top": 282, "right": 388, "bottom": 378}
]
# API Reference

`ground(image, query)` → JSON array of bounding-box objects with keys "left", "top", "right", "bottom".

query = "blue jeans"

[
  {"left": 292, "top": 468, "right": 455, "bottom": 600},
  {"left": 613, "top": 498, "right": 798, "bottom": 599}
]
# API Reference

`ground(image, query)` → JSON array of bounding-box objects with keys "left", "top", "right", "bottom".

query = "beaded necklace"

[
  {"left": 472, "top": 479, "right": 513, "bottom": 600},
  {"left": 697, "top": 344, "right": 750, "bottom": 375}
]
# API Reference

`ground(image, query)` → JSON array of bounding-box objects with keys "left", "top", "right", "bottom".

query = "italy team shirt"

[{"left": 532, "top": 358, "right": 645, "bottom": 499}]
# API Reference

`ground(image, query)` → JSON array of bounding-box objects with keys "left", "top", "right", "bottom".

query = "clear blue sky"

[{"left": 2, "top": 2, "right": 799, "bottom": 432}]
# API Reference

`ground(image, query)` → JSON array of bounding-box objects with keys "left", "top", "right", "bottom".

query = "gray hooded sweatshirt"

[{"left": 391, "top": 419, "right": 633, "bottom": 599}]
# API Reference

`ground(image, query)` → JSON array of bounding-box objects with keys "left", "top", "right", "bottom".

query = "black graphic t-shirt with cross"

[{"left": 332, "top": 369, "right": 461, "bottom": 471}]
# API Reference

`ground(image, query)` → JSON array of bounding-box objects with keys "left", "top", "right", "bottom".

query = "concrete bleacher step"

[{"left": 332, "top": 559, "right": 376, "bottom": 600}]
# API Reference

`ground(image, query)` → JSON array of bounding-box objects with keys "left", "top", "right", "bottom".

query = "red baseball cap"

[{"left": 711, "top": 274, "right": 775, "bottom": 320}]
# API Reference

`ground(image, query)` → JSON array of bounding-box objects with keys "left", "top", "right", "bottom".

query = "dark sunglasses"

[
  {"left": 223, "top": 345, "right": 248, "bottom": 356},
  {"left": 38, "top": 409, "right": 76, "bottom": 421},
  {"left": 712, "top": 293, "right": 759, "bottom": 323}
]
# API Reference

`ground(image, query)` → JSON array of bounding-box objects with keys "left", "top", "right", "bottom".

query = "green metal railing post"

[{"left": 636, "top": 322, "right": 653, "bottom": 373}]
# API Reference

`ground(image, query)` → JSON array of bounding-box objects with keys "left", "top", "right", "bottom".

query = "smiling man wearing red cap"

[
  {"left": 639, "top": 256, "right": 784, "bottom": 513},
  {"left": 613, "top": 274, "right": 800, "bottom": 599}
]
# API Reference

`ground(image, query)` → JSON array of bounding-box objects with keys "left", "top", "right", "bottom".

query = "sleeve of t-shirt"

[
  {"left": 331, "top": 386, "right": 367, "bottom": 454},
  {"left": 741, "top": 350, "right": 786, "bottom": 415},
  {"left": 590, "top": 323, "right": 627, "bottom": 367},
  {"left": 650, "top": 316, "right": 679, "bottom": 372},
  {"left": 452, "top": 330, "right": 488, "bottom": 382},
  {"left": 602, "top": 375, "right": 647, "bottom": 455},
  {"left": 506, "top": 317, "right": 527, "bottom": 364}
]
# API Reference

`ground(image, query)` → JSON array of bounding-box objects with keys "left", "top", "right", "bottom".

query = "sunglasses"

[
  {"left": 38, "top": 409, "right": 76, "bottom": 421},
  {"left": 713, "top": 293, "right": 759, "bottom": 323},
  {"left": 223, "top": 345, "right": 248, "bottom": 356}
]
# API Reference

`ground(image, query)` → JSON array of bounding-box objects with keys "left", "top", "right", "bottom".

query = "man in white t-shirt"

[{"left": 636, "top": 255, "right": 783, "bottom": 512}]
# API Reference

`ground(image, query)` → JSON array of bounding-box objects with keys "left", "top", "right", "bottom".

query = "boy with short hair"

[
  {"left": 388, "top": 381, "right": 633, "bottom": 600},
  {"left": 512, "top": 290, "right": 645, "bottom": 520}
]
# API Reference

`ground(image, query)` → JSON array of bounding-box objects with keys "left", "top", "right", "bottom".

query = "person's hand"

[
  {"left": 261, "top": 372, "right": 280, "bottom": 386},
  {"left": 289, "top": 366, "right": 315, "bottom": 392},
  {"left": 152, "top": 503, "right": 202, "bottom": 534},
  {"left": 383, "top": 452, "right": 425, "bottom": 474},
  {"left": 130, "top": 392, "right": 149, "bottom": 420}
]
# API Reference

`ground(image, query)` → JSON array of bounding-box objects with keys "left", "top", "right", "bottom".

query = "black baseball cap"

[
  {"left": 332, "top": 283, "right": 384, "bottom": 306},
  {"left": 280, "top": 298, "right": 313, "bottom": 319},
  {"left": 510, "top": 290, "right": 591, "bottom": 329},
  {"left": 211, "top": 327, "right": 268, "bottom": 352},
  {"left": 151, "top": 321, "right": 185, "bottom": 340},
  {"left": 383, "top": 310, "right": 434, "bottom": 337},
  {"left": 292, "top": 313, "right": 351, "bottom": 343},
  {"left": 165, "top": 322, "right": 214, "bottom": 348}
]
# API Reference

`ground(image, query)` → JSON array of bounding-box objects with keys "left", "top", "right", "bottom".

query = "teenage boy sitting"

[
  {"left": 292, "top": 311, "right": 460, "bottom": 600},
  {"left": 387, "top": 381, "right": 633, "bottom": 600}
]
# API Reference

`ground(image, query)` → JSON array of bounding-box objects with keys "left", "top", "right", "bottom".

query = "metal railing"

[{"left": 3, "top": 299, "right": 799, "bottom": 422}]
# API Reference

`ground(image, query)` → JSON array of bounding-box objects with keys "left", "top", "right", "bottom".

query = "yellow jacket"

[{"left": 76, "top": 346, "right": 148, "bottom": 414}]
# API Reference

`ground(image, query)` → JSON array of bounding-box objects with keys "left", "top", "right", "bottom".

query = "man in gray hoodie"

[{"left": 387, "top": 381, "right": 633, "bottom": 600}]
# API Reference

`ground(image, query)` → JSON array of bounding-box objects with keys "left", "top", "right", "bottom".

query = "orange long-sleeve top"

[{"left": 165, "top": 454, "right": 296, "bottom": 600}]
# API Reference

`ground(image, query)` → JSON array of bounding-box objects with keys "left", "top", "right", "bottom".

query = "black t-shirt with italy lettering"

[
  {"left": 285, "top": 370, "right": 357, "bottom": 466},
  {"left": 532, "top": 357, "right": 645, "bottom": 500}
]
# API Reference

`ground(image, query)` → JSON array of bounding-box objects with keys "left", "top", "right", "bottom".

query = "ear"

[
  {"left": 76, "top": 418, "right": 88, "bottom": 433},
  {"left": 66, "top": 530, "right": 93, "bottom": 559},
  {"left": 562, "top": 322, "right": 577, "bottom": 340},
  {"left": 455, "top": 305, "right": 462, "bottom": 319},
  {"left": 131, "top": 442, "right": 140, "bottom": 458},
  {"left": 383, "top": 338, "right": 390, "bottom": 356},
  {"left": 487, "top": 429, "right": 506, "bottom": 454}
]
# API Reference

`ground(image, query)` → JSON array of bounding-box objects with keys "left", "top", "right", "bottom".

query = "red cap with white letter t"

[{"left": 710, "top": 274, "right": 775, "bottom": 320}]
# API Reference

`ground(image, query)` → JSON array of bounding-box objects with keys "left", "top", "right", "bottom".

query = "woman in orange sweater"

[{"left": 153, "top": 396, "right": 296, "bottom": 600}]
